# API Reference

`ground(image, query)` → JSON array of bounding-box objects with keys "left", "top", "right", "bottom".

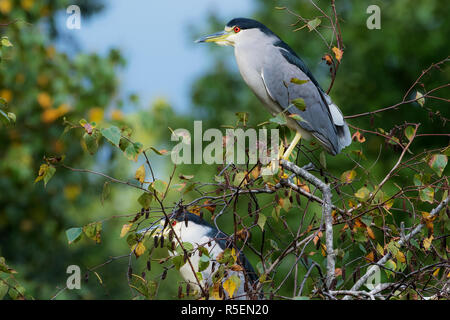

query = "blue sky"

[{"left": 58, "top": 0, "right": 254, "bottom": 112}]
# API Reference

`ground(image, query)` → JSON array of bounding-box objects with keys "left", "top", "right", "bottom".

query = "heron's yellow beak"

[{"left": 195, "top": 30, "right": 232, "bottom": 45}]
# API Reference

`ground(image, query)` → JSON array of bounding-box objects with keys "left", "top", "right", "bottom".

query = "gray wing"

[{"left": 261, "top": 46, "right": 350, "bottom": 155}]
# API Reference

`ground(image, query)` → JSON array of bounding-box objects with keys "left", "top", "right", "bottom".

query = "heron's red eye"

[
  {"left": 233, "top": 26, "right": 241, "bottom": 33},
  {"left": 171, "top": 220, "right": 177, "bottom": 226}
]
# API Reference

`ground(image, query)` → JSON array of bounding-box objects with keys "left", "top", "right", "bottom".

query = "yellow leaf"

[
  {"left": 383, "top": 199, "right": 394, "bottom": 210},
  {"left": 352, "top": 131, "right": 366, "bottom": 143},
  {"left": 88, "top": 107, "right": 104, "bottom": 123},
  {"left": 93, "top": 271, "right": 103, "bottom": 284},
  {"left": 231, "top": 248, "right": 237, "bottom": 263},
  {"left": 37, "top": 74, "right": 49, "bottom": 87},
  {"left": 111, "top": 109, "right": 124, "bottom": 121},
  {"left": 396, "top": 251, "right": 406, "bottom": 263},
  {"left": 341, "top": 170, "right": 356, "bottom": 184},
  {"left": 135, "top": 165, "right": 146, "bottom": 183},
  {"left": 422, "top": 211, "right": 436, "bottom": 233},
  {"left": 313, "top": 231, "right": 322, "bottom": 245},
  {"left": 46, "top": 46, "right": 56, "bottom": 59},
  {"left": 57, "top": 103, "right": 71, "bottom": 116},
  {"left": 21, "top": 0, "right": 34, "bottom": 10},
  {"left": 320, "top": 243, "right": 327, "bottom": 256},
  {"left": 223, "top": 276, "right": 239, "bottom": 298},
  {"left": 432, "top": 268, "right": 440, "bottom": 277},
  {"left": 230, "top": 264, "right": 244, "bottom": 272},
  {"left": 366, "top": 226, "right": 375, "bottom": 240},
  {"left": 203, "top": 200, "right": 216, "bottom": 214},
  {"left": 323, "top": 53, "right": 333, "bottom": 65},
  {"left": 251, "top": 166, "right": 260, "bottom": 180},
  {"left": 355, "top": 187, "right": 370, "bottom": 200},
  {"left": 332, "top": 46, "right": 343, "bottom": 62},
  {"left": 134, "top": 241, "right": 146, "bottom": 258},
  {"left": 366, "top": 251, "right": 374, "bottom": 262},
  {"left": 299, "top": 183, "right": 310, "bottom": 193},
  {"left": 415, "top": 91, "right": 425, "bottom": 107},
  {"left": 376, "top": 243, "right": 384, "bottom": 256},
  {"left": 190, "top": 205, "right": 201, "bottom": 216},
  {"left": 64, "top": 185, "right": 81, "bottom": 201},
  {"left": 41, "top": 109, "right": 60, "bottom": 123},
  {"left": 0, "top": 0, "right": 12, "bottom": 14},
  {"left": 354, "top": 218, "right": 365, "bottom": 229},
  {"left": 120, "top": 223, "right": 132, "bottom": 238},
  {"left": 423, "top": 235, "right": 433, "bottom": 250},
  {"left": 37, "top": 92, "right": 52, "bottom": 109},
  {"left": 0, "top": 89, "right": 12, "bottom": 102}
]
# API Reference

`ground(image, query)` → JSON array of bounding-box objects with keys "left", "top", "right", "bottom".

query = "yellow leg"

[{"left": 282, "top": 131, "right": 302, "bottom": 160}]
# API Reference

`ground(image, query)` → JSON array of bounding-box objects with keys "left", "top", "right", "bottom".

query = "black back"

[{"left": 171, "top": 210, "right": 259, "bottom": 284}]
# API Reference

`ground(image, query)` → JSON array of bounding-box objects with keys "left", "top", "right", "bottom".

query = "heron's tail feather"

[{"left": 322, "top": 92, "right": 352, "bottom": 154}]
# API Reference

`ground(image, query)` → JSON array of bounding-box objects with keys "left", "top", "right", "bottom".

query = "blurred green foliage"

[
  {"left": 0, "top": 0, "right": 132, "bottom": 299},
  {"left": 0, "top": 0, "right": 448, "bottom": 300}
]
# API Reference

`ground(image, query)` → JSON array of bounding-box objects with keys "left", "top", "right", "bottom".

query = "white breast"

[{"left": 234, "top": 35, "right": 281, "bottom": 116}]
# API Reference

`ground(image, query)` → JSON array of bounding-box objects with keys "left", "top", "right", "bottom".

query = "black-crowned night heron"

[
  {"left": 139, "top": 210, "right": 259, "bottom": 300},
  {"left": 196, "top": 18, "right": 351, "bottom": 159}
]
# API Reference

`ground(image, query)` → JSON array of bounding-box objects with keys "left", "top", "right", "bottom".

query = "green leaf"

[
  {"left": 83, "top": 132, "right": 99, "bottom": 155},
  {"left": 138, "top": 192, "right": 153, "bottom": 209},
  {"left": 153, "top": 180, "right": 167, "bottom": 194},
  {"left": 7, "top": 112, "right": 15, "bottom": 123},
  {"left": 419, "top": 187, "right": 434, "bottom": 204},
  {"left": 182, "top": 242, "right": 194, "bottom": 251},
  {"left": 291, "top": 98, "right": 306, "bottom": 111},
  {"left": 100, "top": 126, "right": 121, "bottom": 147},
  {"left": 0, "top": 281, "right": 8, "bottom": 299},
  {"left": 269, "top": 113, "right": 287, "bottom": 126},
  {"left": 270, "top": 239, "right": 279, "bottom": 250},
  {"left": 415, "top": 91, "right": 425, "bottom": 107},
  {"left": 101, "top": 181, "right": 110, "bottom": 205},
  {"left": 172, "top": 255, "right": 186, "bottom": 270},
  {"left": 288, "top": 113, "right": 307, "bottom": 123},
  {"left": 0, "top": 257, "right": 17, "bottom": 274},
  {"left": 427, "top": 154, "right": 447, "bottom": 177},
  {"left": 66, "top": 227, "right": 83, "bottom": 245},
  {"left": 307, "top": 18, "right": 321, "bottom": 31},
  {"left": 319, "top": 151, "right": 327, "bottom": 169},
  {"left": 1, "top": 36, "right": 13, "bottom": 47},
  {"left": 387, "top": 241, "right": 400, "bottom": 256},
  {"left": 149, "top": 146, "right": 168, "bottom": 156},
  {"left": 290, "top": 78, "right": 310, "bottom": 85},
  {"left": 385, "top": 259, "right": 397, "bottom": 277},
  {"left": 198, "top": 254, "right": 210, "bottom": 272},
  {"left": 124, "top": 142, "right": 143, "bottom": 161},
  {"left": 404, "top": 126, "right": 415, "bottom": 141},
  {"left": 35, "top": 164, "right": 56, "bottom": 187},
  {"left": 354, "top": 228, "right": 367, "bottom": 243},
  {"left": 257, "top": 214, "right": 267, "bottom": 231},
  {"left": 83, "top": 222, "right": 102, "bottom": 244},
  {"left": 354, "top": 187, "right": 370, "bottom": 201},
  {"left": 44, "top": 166, "right": 56, "bottom": 187},
  {"left": 413, "top": 174, "right": 422, "bottom": 187},
  {"left": 235, "top": 112, "right": 249, "bottom": 125}
]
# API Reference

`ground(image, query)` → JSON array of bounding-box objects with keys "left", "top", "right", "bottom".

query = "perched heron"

[
  {"left": 196, "top": 18, "right": 351, "bottom": 159},
  {"left": 139, "top": 210, "right": 259, "bottom": 300}
]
